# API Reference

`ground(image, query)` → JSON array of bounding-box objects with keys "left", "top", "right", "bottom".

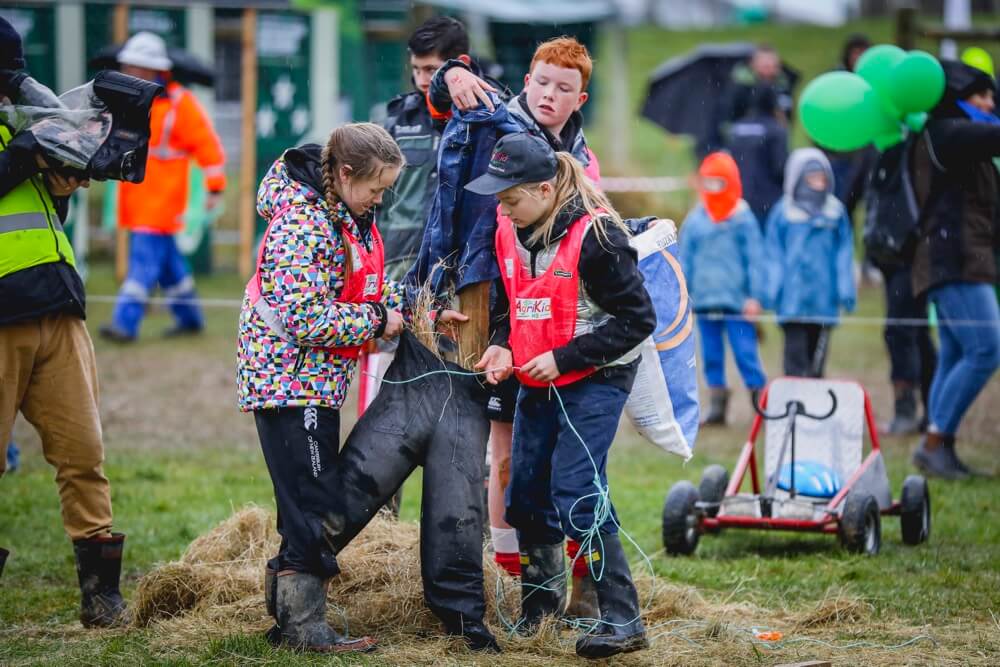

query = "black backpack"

[{"left": 863, "top": 135, "right": 920, "bottom": 267}]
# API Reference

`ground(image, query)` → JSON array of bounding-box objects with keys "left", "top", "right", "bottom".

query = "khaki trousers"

[{"left": 0, "top": 314, "right": 113, "bottom": 540}]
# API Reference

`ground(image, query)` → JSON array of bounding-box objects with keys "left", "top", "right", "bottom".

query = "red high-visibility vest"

[
  {"left": 247, "top": 209, "right": 385, "bottom": 360},
  {"left": 495, "top": 211, "right": 597, "bottom": 388}
]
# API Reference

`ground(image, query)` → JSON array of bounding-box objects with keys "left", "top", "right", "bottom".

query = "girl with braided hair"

[{"left": 237, "top": 122, "right": 465, "bottom": 653}]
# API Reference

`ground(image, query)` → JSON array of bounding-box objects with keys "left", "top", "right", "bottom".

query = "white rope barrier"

[{"left": 83, "top": 294, "right": 1000, "bottom": 329}]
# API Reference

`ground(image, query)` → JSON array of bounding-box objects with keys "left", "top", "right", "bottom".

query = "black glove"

[
  {"left": 0, "top": 69, "right": 27, "bottom": 100},
  {"left": 0, "top": 129, "right": 43, "bottom": 198}
]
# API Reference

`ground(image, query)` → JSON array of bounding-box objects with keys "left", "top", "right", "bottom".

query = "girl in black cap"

[{"left": 470, "top": 132, "right": 654, "bottom": 659}]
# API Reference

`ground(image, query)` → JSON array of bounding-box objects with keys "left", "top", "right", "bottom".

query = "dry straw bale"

[{"left": 128, "top": 506, "right": 989, "bottom": 666}]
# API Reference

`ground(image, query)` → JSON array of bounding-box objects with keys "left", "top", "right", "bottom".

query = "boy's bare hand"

[
  {"left": 446, "top": 68, "right": 496, "bottom": 112},
  {"left": 435, "top": 308, "right": 469, "bottom": 340},
  {"left": 521, "top": 351, "right": 561, "bottom": 383},
  {"left": 45, "top": 171, "right": 89, "bottom": 197},
  {"left": 742, "top": 298, "right": 762, "bottom": 319},
  {"left": 474, "top": 345, "right": 512, "bottom": 385}
]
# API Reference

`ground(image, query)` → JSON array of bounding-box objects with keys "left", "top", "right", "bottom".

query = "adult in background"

[
  {"left": 100, "top": 32, "right": 225, "bottom": 343},
  {"left": 362, "top": 17, "right": 472, "bottom": 510},
  {"left": 0, "top": 17, "right": 127, "bottom": 628},
  {"left": 725, "top": 83, "right": 788, "bottom": 228},
  {"left": 909, "top": 60, "right": 1000, "bottom": 479},
  {"left": 379, "top": 16, "right": 468, "bottom": 280},
  {"left": 705, "top": 43, "right": 793, "bottom": 157},
  {"left": 826, "top": 34, "right": 877, "bottom": 224}
]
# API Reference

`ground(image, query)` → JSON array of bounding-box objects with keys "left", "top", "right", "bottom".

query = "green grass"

[
  {"left": 4, "top": 15, "right": 1000, "bottom": 663},
  {"left": 2, "top": 262, "right": 998, "bottom": 664}
]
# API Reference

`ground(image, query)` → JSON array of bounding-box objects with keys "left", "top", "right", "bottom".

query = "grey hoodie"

[{"left": 783, "top": 147, "right": 842, "bottom": 221}]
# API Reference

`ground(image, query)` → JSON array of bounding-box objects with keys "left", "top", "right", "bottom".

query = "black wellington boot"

[
  {"left": 0, "top": 547, "right": 8, "bottom": 579},
  {"left": 73, "top": 533, "right": 129, "bottom": 628},
  {"left": 274, "top": 571, "right": 377, "bottom": 653},
  {"left": 441, "top": 614, "right": 502, "bottom": 653},
  {"left": 701, "top": 388, "right": 729, "bottom": 426},
  {"left": 263, "top": 565, "right": 281, "bottom": 645},
  {"left": 564, "top": 572, "right": 599, "bottom": 621},
  {"left": 574, "top": 534, "right": 648, "bottom": 659},
  {"left": 518, "top": 542, "right": 567, "bottom": 635},
  {"left": 884, "top": 384, "right": 920, "bottom": 435}
]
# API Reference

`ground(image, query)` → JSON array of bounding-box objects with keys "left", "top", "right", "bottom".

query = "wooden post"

[
  {"left": 456, "top": 281, "right": 490, "bottom": 370},
  {"left": 238, "top": 8, "right": 258, "bottom": 277},
  {"left": 605, "top": 23, "right": 630, "bottom": 172},
  {"left": 895, "top": 4, "right": 918, "bottom": 50},
  {"left": 113, "top": 3, "right": 129, "bottom": 282}
]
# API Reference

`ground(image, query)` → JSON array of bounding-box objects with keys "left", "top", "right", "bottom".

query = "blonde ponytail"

[{"left": 524, "top": 152, "right": 629, "bottom": 247}]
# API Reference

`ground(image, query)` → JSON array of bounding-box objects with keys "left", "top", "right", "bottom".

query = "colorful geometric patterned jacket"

[{"left": 237, "top": 149, "right": 405, "bottom": 411}]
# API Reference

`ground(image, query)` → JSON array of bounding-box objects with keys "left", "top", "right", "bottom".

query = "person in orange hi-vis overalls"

[{"left": 99, "top": 32, "right": 225, "bottom": 343}]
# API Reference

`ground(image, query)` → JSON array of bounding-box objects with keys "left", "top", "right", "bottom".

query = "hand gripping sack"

[{"left": 625, "top": 221, "right": 699, "bottom": 459}]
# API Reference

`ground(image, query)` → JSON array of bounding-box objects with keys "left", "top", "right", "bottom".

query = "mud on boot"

[
  {"left": 73, "top": 533, "right": 129, "bottom": 628},
  {"left": 574, "top": 534, "right": 648, "bottom": 660},
  {"left": 274, "top": 571, "right": 376, "bottom": 653},
  {"left": 517, "top": 542, "right": 566, "bottom": 635},
  {"left": 564, "top": 573, "right": 599, "bottom": 621},
  {"left": 263, "top": 565, "right": 280, "bottom": 645}
]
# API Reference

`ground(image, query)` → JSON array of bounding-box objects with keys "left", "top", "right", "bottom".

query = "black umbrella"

[
  {"left": 88, "top": 44, "right": 215, "bottom": 87},
  {"left": 641, "top": 42, "right": 799, "bottom": 149}
]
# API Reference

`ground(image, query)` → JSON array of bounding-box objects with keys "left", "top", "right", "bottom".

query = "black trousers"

[
  {"left": 781, "top": 322, "right": 832, "bottom": 378},
  {"left": 255, "top": 406, "right": 342, "bottom": 578},
  {"left": 881, "top": 265, "right": 937, "bottom": 408}
]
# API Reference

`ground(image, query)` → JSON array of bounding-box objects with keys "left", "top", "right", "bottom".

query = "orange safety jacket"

[{"left": 118, "top": 81, "right": 226, "bottom": 235}]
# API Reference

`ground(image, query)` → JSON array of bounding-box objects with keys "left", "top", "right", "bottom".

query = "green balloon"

[
  {"left": 888, "top": 51, "right": 945, "bottom": 114},
  {"left": 799, "top": 72, "right": 897, "bottom": 151},
  {"left": 904, "top": 111, "right": 928, "bottom": 133},
  {"left": 856, "top": 45, "right": 908, "bottom": 119}
]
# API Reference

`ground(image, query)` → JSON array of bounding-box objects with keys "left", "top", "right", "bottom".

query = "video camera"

[{"left": 0, "top": 69, "right": 161, "bottom": 183}]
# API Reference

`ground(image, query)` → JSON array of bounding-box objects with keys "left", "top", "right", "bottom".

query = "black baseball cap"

[{"left": 465, "top": 132, "right": 558, "bottom": 195}]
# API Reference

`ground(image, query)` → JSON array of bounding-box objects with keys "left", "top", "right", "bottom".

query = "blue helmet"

[{"left": 776, "top": 460, "right": 842, "bottom": 498}]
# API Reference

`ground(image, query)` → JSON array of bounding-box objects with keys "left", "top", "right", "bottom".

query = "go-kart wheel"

[
  {"left": 663, "top": 481, "right": 700, "bottom": 556},
  {"left": 838, "top": 492, "right": 881, "bottom": 555},
  {"left": 698, "top": 464, "right": 729, "bottom": 519},
  {"left": 900, "top": 475, "right": 930, "bottom": 545}
]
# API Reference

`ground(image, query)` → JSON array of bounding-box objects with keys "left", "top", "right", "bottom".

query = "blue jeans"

[
  {"left": 5, "top": 440, "right": 18, "bottom": 471},
  {"left": 111, "top": 231, "right": 203, "bottom": 337},
  {"left": 506, "top": 382, "right": 627, "bottom": 544},
  {"left": 697, "top": 314, "right": 767, "bottom": 390},
  {"left": 927, "top": 282, "right": 1000, "bottom": 435}
]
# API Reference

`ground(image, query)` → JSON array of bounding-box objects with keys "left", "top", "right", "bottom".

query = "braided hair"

[{"left": 319, "top": 122, "right": 403, "bottom": 282}]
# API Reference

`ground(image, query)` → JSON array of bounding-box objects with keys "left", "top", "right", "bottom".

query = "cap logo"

[{"left": 489, "top": 151, "right": 511, "bottom": 174}]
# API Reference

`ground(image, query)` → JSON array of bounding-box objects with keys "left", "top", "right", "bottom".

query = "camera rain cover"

[{"left": 0, "top": 71, "right": 160, "bottom": 182}]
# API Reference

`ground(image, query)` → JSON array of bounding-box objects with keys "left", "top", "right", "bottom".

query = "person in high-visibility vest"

[
  {"left": 0, "top": 17, "right": 128, "bottom": 626},
  {"left": 100, "top": 31, "right": 226, "bottom": 342}
]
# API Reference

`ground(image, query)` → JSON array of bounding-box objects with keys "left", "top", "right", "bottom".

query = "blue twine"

[
  {"left": 363, "top": 365, "right": 940, "bottom": 655},
  {"left": 363, "top": 364, "right": 656, "bottom": 638}
]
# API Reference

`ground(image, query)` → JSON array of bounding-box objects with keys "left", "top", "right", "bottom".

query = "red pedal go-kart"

[{"left": 662, "top": 378, "right": 931, "bottom": 556}]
